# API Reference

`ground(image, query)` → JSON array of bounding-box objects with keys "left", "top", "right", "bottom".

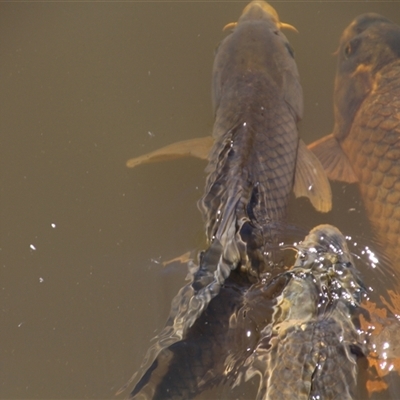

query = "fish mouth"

[{"left": 223, "top": 0, "right": 298, "bottom": 33}]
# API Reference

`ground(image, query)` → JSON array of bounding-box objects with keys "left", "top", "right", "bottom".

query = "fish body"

[
  {"left": 204, "top": 0, "right": 303, "bottom": 230},
  {"left": 189, "top": 1, "right": 303, "bottom": 325},
  {"left": 243, "top": 225, "right": 369, "bottom": 400},
  {"left": 139, "top": 0, "right": 331, "bottom": 351},
  {"left": 309, "top": 13, "right": 400, "bottom": 266},
  {"left": 193, "top": 0, "right": 330, "bottom": 298},
  {"left": 125, "top": 1, "right": 331, "bottom": 333},
  {"left": 128, "top": 263, "right": 299, "bottom": 400}
]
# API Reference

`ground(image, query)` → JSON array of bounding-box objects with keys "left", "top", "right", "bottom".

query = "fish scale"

[
  {"left": 266, "top": 318, "right": 359, "bottom": 400},
  {"left": 342, "top": 64, "right": 400, "bottom": 256},
  {"left": 202, "top": 70, "right": 299, "bottom": 236}
]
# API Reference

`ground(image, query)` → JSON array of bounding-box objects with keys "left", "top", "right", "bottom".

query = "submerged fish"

[
  {"left": 200, "top": 0, "right": 330, "bottom": 240},
  {"left": 242, "top": 225, "right": 369, "bottom": 400},
  {"left": 190, "top": 0, "right": 332, "bottom": 316},
  {"left": 129, "top": 0, "right": 331, "bottom": 322},
  {"left": 309, "top": 13, "right": 400, "bottom": 268},
  {"left": 127, "top": 225, "right": 400, "bottom": 399}
]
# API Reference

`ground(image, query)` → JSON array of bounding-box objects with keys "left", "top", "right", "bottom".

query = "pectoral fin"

[
  {"left": 126, "top": 136, "right": 214, "bottom": 168},
  {"left": 162, "top": 251, "right": 192, "bottom": 267},
  {"left": 293, "top": 139, "right": 332, "bottom": 213},
  {"left": 308, "top": 134, "right": 358, "bottom": 183}
]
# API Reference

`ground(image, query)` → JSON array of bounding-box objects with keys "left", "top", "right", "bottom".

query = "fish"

[
  {"left": 307, "top": 14, "right": 400, "bottom": 396},
  {"left": 308, "top": 13, "right": 400, "bottom": 269},
  {"left": 240, "top": 225, "right": 400, "bottom": 399},
  {"left": 126, "top": 224, "right": 400, "bottom": 399},
  {"left": 128, "top": 0, "right": 331, "bottom": 325},
  {"left": 190, "top": 0, "right": 332, "bottom": 317},
  {"left": 125, "top": 249, "right": 291, "bottom": 400},
  {"left": 241, "top": 224, "right": 370, "bottom": 400}
]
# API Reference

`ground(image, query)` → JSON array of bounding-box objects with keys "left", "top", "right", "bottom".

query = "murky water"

[{"left": 1, "top": 1, "right": 400, "bottom": 399}]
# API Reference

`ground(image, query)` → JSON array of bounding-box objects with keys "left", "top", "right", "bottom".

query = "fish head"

[
  {"left": 296, "top": 224, "right": 353, "bottom": 266},
  {"left": 239, "top": 1, "right": 292, "bottom": 29},
  {"left": 294, "top": 225, "right": 365, "bottom": 304},
  {"left": 333, "top": 13, "right": 400, "bottom": 140},
  {"left": 212, "top": 1, "right": 303, "bottom": 120}
]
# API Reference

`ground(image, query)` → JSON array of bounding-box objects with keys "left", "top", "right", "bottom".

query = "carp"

[{"left": 309, "top": 13, "right": 400, "bottom": 268}]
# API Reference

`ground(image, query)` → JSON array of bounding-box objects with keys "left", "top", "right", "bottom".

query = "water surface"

[{"left": 1, "top": 1, "right": 400, "bottom": 398}]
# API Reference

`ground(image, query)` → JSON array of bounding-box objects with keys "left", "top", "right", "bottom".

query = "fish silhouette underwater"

[
  {"left": 126, "top": 0, "right": 331, "bottom": 341},
  {"left": 240, "top": 224, "right": 370, "bottom": 400}
]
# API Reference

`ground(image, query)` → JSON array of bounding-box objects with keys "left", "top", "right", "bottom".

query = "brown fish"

[
  {"left": 242, "top": 225, "right": 369, "bottom": 400},
  {"left": 309, "top": 18, "right": 400, "bottom": 394},
  {"left": 127, "top": 1, "right": 331, "bottom": 299},
  {"left": 194, "top": 0, "right": 332, "bottom": 301},
  {"left": 309, "top": 13, "right": 400, "bottom": 268},
  {"left": 125, "top": 1, "right": 332, "bottom": 337}
]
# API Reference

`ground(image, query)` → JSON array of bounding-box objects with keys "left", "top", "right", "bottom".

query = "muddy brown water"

[{"left": 1, "top": 2, "right": 400, "bottom": 399}]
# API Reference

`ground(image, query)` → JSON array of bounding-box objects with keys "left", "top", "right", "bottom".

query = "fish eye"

[
  {"left": 344, "top": 44, "right": 352, "bottom": 57},
  {"left": 344, "top": 37, "right": 361, "bottom": 58}
]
